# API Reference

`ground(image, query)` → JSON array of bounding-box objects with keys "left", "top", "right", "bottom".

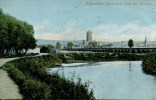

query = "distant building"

[
  {"left": 27, "top": 47, "right": 40, "bottom": 53},
  {"left": 86, "top": 30, "right": 92, "bottom": 44}
]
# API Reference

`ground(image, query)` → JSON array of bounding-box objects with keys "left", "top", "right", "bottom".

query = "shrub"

[
  {"left": 21, "top": 79, "right": 51, "bottom": 100},
  {"left": 142, "top": 52, "right": 156, "bottom": 74},
  {"left": 40, "top": 46, "right": 50, "bottom": 53}
]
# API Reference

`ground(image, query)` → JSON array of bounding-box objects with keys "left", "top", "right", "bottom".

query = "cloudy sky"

[{"left": 0, "top": 0, "right": 156, "bottom": 41}]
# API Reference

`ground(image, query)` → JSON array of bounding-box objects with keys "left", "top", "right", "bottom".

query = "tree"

[
  {"left": 128, "top": 39, "right": 134, "bottom": 52},
  {"left": 107, "top": 44, "right": 113, "bottom": 48},
  {"left": 56, "top": 42, "right": 61, "bottom": 49},
  {"left": 91, "top": 42, "right": 98, "bottom": 48},
  {"left": 67, "top": 42, "right": 74, "bottom": 48},
  {"left": 40, "top": 46, "right": 50, "bottom": 53},
  {"left": 0, "top": 9, "right": 36, "bottom": 57},
  {"left": 47, "top": 44, "right": 54, "bottom": 50}
]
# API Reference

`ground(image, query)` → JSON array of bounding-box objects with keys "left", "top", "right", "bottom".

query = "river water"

[{"left": 48, "top": 61, "right": 156, "bottom": 99}]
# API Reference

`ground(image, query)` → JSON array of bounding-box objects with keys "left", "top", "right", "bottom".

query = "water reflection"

[
  {"left": 48, "top": 61, "right": 156, "bottom": 99},
  {"left": 129, "top": 61, "right": 131, "bottom": 71}
]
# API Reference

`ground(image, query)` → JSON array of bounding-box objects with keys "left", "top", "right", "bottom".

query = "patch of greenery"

[
  {"left": 58, "top": 53, "right": 144, "bottom": 63},
  {"left": 40, "top": 46, "right": 50, "bottom": 53},
  {"left": 142, "top": 52, "right": 156, "bottom": 75}
]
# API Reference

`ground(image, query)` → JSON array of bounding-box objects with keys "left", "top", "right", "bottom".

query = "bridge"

[{"left": 59, "top": 48, "right": 156, "bottom": 53}]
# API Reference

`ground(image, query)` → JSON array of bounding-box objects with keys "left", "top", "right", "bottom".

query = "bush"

[
  {"left": 142, "top": 52, "right": 156, "bottom": 74},
  {"left": 43, "top": 74, "right": 95, "bottom": 99},
  {"left": 40, "top": 46, "right": 50, "bottom": 53},
  {"left": 21, "top": 79, "right": 51, "bottom": 100}
]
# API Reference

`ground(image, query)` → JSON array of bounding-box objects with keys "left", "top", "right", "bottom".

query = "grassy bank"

[
  {"left": 58, "top": 53, "right": 144, "bottom": 63},
  {"left": 4, "top": 55, "right": 94, "bottom": 99},
  {"left": 142, "top": 52, "right": 156, "bottom": 75}
]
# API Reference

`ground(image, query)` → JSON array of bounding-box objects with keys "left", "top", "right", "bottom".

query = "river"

[{"left": 48, "top": 61, "right": 156, "bottom": 99}]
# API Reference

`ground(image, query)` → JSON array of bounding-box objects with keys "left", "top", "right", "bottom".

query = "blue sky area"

[{"left": 0, "top": 0, "right": 156, "bottom": 41}]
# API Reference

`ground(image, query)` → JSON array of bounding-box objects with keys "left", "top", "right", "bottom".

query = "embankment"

[{"left": 4, "top": 54, "right": 94, "bottom": 99}]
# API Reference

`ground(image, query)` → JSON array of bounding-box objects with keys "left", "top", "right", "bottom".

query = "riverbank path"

[
  {"left": 0, "top": 53, "right": 48, "bottom": 99},
  {"left": 0, "top": 57, "right": 22, "bottom": 99}
]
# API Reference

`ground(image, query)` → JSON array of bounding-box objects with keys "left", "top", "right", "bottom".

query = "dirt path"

[{"left": 0, "top": 58, "right": 23, "bottom": 99}]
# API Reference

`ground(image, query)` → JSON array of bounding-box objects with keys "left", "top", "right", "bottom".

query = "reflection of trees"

[{"left": 129, "top": 61, "right": 131, "bottom": 71}]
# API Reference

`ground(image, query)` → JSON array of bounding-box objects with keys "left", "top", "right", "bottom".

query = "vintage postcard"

[{"left": 0, "top": 0, "right": 156, "bottom": 99}]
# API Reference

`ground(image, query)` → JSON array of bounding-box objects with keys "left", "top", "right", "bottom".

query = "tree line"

[
  {"left": 0, "top": 9, "right": 36, "bottom": 57},
  {"left": 40, "top": 42, "right": 74, "bottom": 53}
]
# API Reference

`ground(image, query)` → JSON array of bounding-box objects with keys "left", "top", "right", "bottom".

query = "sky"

[{"left": 0, "top": 0, "right": 156, "bottom": 42}]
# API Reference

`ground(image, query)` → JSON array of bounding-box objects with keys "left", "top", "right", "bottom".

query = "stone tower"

[{"left": 86, "top": 30, "right": 92, "bottom": 43}]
